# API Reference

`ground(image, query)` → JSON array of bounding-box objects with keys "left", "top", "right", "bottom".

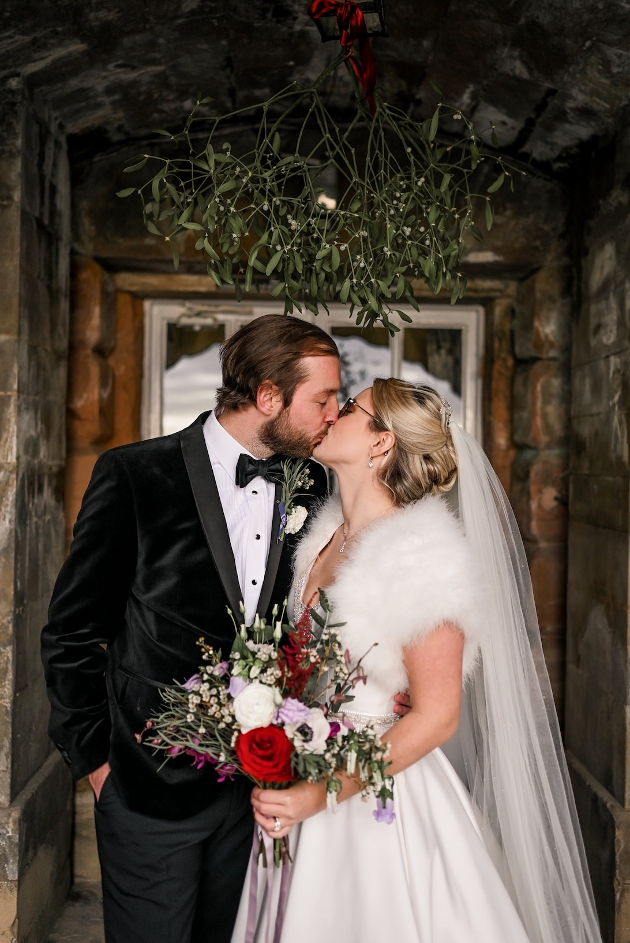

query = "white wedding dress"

[
  {"left": 232, "top": 423, "right": 602, "bottom": 943},
  {"left": 233, "top": 498, "right": 530, "bottom": 943},
  {"left": 272, "top": 680, "right": 531, "bottom": 942}
]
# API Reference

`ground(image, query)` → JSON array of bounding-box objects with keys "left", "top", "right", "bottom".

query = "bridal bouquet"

[{"left": 137, "top": 592, "right": 395, "bottom": 851}]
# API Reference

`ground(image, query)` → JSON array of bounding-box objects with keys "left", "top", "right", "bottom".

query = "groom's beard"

[{"left": 259, "top": 409, "right": 324, "bottom": 458}]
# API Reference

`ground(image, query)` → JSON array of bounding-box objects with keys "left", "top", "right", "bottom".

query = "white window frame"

[{"left": 142, "top": 300, "right": 484, "bottom": 441}]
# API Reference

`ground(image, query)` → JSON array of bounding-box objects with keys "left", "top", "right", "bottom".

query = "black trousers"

[{"left": 94, "top": 772, "right": 254, "bottom": 943}]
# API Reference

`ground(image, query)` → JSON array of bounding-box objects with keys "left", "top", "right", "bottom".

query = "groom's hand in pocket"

[
  {"left": 88, "top": 761, "right": 111, "bottom": 801},
  {"left": 393, "top": 690, "right": 412, "bottom": 716}
]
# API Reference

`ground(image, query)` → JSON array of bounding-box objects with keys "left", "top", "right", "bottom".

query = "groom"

[{"left": 41, "top": 315, "right": 341, "bottom": 943}]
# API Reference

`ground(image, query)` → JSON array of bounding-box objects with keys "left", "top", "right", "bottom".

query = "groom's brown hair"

[{"left": 215, "top": 314, "right": 339, "bottom": 414}]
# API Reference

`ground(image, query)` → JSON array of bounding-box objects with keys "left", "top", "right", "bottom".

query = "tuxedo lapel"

[
  {"left": 256, "top": 480, "right": 285, "bottom": 620},
  {"left": 180, "top": 414, "right": 243, "bottom": 618}
]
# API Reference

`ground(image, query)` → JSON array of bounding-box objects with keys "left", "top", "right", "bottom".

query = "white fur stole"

[{"left": 293, "top": 495, "right": 483, "bottom": 695}]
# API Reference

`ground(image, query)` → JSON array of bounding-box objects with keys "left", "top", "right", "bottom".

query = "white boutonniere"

[{"left": 277, "top": 459, "right": 314, "bottom": 541}]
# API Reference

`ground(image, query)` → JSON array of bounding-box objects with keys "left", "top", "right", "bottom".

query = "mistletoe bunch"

[{"left": 120, "top": 52, "right": 519, "bottom": 332}]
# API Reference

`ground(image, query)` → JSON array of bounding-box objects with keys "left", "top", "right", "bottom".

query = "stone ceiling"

[{"left": 2, "top": 0, "right": 630, "bottom": 172}]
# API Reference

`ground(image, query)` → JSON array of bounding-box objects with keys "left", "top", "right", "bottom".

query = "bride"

[{"left": 236, "top": 379, "right": 602, "bottom": 943}]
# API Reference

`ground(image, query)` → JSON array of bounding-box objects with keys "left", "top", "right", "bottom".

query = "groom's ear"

[{"left": 256, "top": 380, "right": 284, "bottom": 417}]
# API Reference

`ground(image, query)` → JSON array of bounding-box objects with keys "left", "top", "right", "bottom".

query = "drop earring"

[{"left": 368, "top": 454, "right": 374, "bottom": 468}]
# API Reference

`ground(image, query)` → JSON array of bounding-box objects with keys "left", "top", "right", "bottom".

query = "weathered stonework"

[
  {"left": 0, "top": 79, "right": 72, "bottom": 942},
  {"left": 566, "top": 104, "right": 630, "bottom": 943}
]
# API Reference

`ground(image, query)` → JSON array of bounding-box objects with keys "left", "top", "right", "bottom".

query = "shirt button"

[
  {"left": 251, "top": 490, "right": 258, "bottom": 495},
  {"left": 252, "top": 580, "right": 258, "bottom": 586},
  {"left": 255, "top": 534, "right": 261, "bottom": 540}
]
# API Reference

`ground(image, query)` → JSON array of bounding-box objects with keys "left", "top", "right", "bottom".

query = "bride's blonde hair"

[{"left": 370, "top": 378, "right": 458, "bottom": 506}]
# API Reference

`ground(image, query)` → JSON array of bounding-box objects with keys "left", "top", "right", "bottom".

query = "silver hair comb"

[{"left": 439, "top": 396, "right": 452, "bottom": 427}]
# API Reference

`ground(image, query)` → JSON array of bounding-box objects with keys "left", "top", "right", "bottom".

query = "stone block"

[
  {"left": 514, "top": 260, "right": 572, "bottom": 360},
  {"left": 63, "top": 452, "right": 98, "bottom": 551},
  {"left": 73, "top": 780, "right": 100, "bottom": 884},
  {"left": 511, "top": 449, "right": 568, "bottom": 543},
  {"left": 0, "top": 396, "right": 17, "bottom": 466},
  {"left": 528, "top": 542, "right": 568, "bottom": 629},
  {"left": 70, "top": 259, "right": 116, "bottom": 357},
  {"left": 570, "top": 474, "right": 629, "bottom": 533},
  {"left": 566, "top": 522, "right": 629, "bottom": 803},
  {"left": 11, "top": 679, "right": 53, "bottom": 800},
  {"left": 66, "top": 350, "right": 108, "bottom": 448},
  {"left": 0, "top": 339, "right": 17, "bottom": 397},
  {"left": 513, "top": 360, "right": 570, "bottom": 449},
  {"left": 572, "top": 353, "right": 630, "bottom": 420},
  {"left": 108, "top": 292, "right": 143, "bottom": 448},
  {"left": 483, "top": 296, "right": 516, "bottom": 494},
  {"left": 571, "top": 412, "right": 629, "bottom": 477},
  {"left": 573, "top": 273, "right": 630, "bottom": 367}
]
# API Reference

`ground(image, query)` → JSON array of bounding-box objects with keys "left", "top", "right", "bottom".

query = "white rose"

[
  {"left": 233, "top": 683, "right": 276, "bottom": 732},
  {"left": 285, "top": 707, "right": 331, "bottom": 755},
  {"left": 284, "top": 505, "right": 308, "bottom": 535}
]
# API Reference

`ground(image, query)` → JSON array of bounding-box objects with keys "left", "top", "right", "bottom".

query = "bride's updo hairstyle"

[{"left": 370, "top": 378, "right": 458, "bottom": 506}]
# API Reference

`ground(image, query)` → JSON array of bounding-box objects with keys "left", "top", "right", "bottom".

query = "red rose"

[{"left": 235, "top": 725, "right": 294, "bottom": 784}]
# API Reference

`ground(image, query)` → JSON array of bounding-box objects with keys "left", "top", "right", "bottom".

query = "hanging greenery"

[{"left": 118, "top": 51, "right": 521, "bottom": 332}]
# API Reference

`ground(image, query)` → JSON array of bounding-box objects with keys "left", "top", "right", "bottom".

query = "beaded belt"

[{"left": 340, "top": 709, "right": 399, "bottom": 733}]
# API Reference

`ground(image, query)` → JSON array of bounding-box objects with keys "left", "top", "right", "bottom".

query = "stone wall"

[
  {"left": 0, "top": 79, "right": 73, "bottom": 942},
  {"left": 511, "top": 247, "right": 573, "bottom": 717},
  {"left": 566, "top": 107, "right": 630, "bottom": 943},
  {"left": 64, "top": 259, "right": 144, "bottom": 886}
]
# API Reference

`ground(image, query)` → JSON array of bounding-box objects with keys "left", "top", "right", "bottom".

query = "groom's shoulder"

[{"left": 103, "top": 431, "right": 183, "bottom": 467}]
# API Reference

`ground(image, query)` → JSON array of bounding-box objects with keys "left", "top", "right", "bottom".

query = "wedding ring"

[{"left": 273, "top": 816, "right": 281, "bottom": 833}]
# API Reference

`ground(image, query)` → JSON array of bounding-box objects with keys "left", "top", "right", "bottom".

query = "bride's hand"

[{"left": 251, "top": 781, "right": 327, "bottom": 839}]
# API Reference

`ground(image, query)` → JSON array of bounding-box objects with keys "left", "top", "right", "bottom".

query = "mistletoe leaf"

[
  {"left": 487, "top": 173, "right": 505, "bottom": 194},
  {"left": 266, "top": 250, "right": 283, "bottom": 276}
]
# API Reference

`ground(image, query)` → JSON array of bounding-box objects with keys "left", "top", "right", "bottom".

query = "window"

[{"left": 142, "top": 301, "right": 483, "bottom": 440}]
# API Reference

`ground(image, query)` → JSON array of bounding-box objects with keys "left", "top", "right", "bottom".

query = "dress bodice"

[{"left": 292, "top": 563, "right": 399, "bottom": 733}]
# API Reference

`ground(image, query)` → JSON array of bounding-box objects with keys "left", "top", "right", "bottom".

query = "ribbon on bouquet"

[
  {"left": 245, "top": 828, "right": 292, "bottom": 943},
  {"left": 307, "top": 0, "right": 376, "bottom": 114}
]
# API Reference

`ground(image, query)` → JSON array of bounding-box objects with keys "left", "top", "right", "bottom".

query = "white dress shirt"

[{"left": 203, "top": 412, "right": 275, "bottom": 625}]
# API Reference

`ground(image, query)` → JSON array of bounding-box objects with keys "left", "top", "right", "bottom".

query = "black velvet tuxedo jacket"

[{"left": 41, "top": 412, "right": 327, "bottom": 820}]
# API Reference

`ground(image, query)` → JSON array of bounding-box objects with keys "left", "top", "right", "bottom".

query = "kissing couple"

[{"left": 42, "top": 314, "right": 602, "bottom": 943}]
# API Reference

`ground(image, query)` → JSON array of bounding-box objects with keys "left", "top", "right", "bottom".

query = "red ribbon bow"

[{"left": 308, "top": 0, "right": 376, "bottom": 114}]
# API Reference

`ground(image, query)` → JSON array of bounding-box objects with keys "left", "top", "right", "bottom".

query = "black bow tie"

[{"left": 235, "top": 454, "right": 284, "bottom": 488}]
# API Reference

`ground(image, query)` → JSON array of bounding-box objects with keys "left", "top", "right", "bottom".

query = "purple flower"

[
  {"left": 185, "top": 748, "right": 214, "bottom": 770},
  {"left": 372, "top": 797, "right": 396, "bottom": 825},
  {"left": 228, "top": 676, "right": 248, "bottom": 698},
  {"left": 217, "top": 763, "right": 237, "bottom": 782},
  {"left": 274, "top": 697, "right": 312, "bottom": 725},
  {"left": 183, "top": 674, "right": 201, "bottom": 691},
  {"left": 213, "top": 661, "right": 229, "bottom": 677},
  {"left": 328, "top": 722, "right": 341, "bottom": 738},
  {"left": 278, "top": 501, "right": 287, "bottom": 539},
  {"left": 167, "top": 746, "right": 182, "bottom": 756}
]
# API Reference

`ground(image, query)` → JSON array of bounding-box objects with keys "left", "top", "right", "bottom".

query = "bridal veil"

[{"left": 449, "top": 422, "right": 601, "bottom": 943}]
